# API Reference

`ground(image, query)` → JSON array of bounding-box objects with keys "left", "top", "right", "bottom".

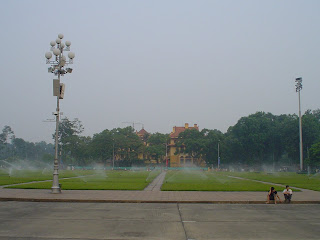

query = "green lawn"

[
  {"left": 161, "top": 171, "right": 273, "bottom": 191},
  {"left": 228, "top": 172, "right": 320, "bottom": 191},
  {"left": 0, "top": 169, "right": 95, "bottom": 186},
  {"left": 4, "top": 169, "right": 318, "bottom": 192},
  {"left": 6, "top": 170, "right": 160, "bottom": 190}
]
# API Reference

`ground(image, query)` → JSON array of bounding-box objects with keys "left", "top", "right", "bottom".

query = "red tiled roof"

[
  {"left": 137, "top": 128, "right": 148, "bottom": 136},
  {"left": 170, "top": 126, "right": 199, "bottom": 138}
]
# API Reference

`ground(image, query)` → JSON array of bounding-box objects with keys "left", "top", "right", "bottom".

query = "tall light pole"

[
  {"left": 113, "top": 141, "right": 115, "bottom": 169},
  {"left": 217, "top": 140, "right": 220, "bottom": 169},
  {"left": 45, "top": 34, "right": 75, "bottom": 193},
  {"left": 165, "top": 143, "right": 168, "bottom": 168},
  {"left": 295, "top": 77, "right": 303, "bottom": 171}
]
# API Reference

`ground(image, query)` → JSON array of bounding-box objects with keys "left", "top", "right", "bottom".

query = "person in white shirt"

[{"left": 283, "top": 185, "right": 293, "bottom": 203}]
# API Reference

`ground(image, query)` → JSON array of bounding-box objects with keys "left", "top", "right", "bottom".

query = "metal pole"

[
  {"left": 272, "top": 118, "right": 275, "bottom": 171},
  {"left": 113, "top": 142, "right": 115, "bottom": 169},
  {"left": 46, "top": 34, "right": 74, "bottom": 193},
  {"left": 217, "top": 141, "right": 220, "bottom": 169},
  {"left": 52, "top": 70, "right": 60, "bottom": 193},
  {"left": 165, "top": 143, "right": 168, "bottom": 168},
  {"left": 298, "top": 90, "right": 303, "bottom": 171}
]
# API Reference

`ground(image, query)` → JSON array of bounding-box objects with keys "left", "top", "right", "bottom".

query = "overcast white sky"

[{"left": 0, "top": 0, "right": 319, "bottom": 143}]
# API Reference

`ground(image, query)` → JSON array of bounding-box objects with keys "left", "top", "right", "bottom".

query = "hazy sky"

[{"left": 1, "top": 0, "right": 319, "bottom": 143}]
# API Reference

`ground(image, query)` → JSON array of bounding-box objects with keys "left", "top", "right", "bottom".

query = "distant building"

[
  {"left": 136, "top": 128, "right": 150, "bottom": 161},
  {"left": 168, "top": 123, "right": 204, "bottom": 167},
  {"left": 136, "top": 128, "right": 149, "bottom": 144}
]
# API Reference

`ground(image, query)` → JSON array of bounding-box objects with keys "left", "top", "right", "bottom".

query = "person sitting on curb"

[
  {"left": 283, "top": 185, "right": 293, "bottom": 203},
  {"left": 266, "top": 187, "right": 281, "bottom": 204}
]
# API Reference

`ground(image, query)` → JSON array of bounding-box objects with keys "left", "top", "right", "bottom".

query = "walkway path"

[
  {"left": 144, "top": 171, "right": 167, "bottom": 191},
  {"left": 1, "top": 187, "right": 320, "bottom": 203}
]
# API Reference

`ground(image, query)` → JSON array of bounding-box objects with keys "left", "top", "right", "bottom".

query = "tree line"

[
  {"left": 1, "top": 109, "right": 320, "bottom": 169},
  {"left": 0, "top": 126, "right": 54, "bottom": 166},
  {"left": 176, "top": 110, "right": 320, "bottom": 170}
]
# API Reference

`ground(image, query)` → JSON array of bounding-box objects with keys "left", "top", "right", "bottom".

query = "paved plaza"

[
  {"left": 0, "top": 202, "right": 319, "bottom": 240},
  {"left": 0, "top": 173, "right": 320, "bottom": 240},
  {"left": 0, "top": 176, "right": 320, "bottom": 239}
]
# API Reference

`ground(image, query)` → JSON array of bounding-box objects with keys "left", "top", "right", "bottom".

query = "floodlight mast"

[
  {"left": 295, "top": 77, "right": 303, "bottom": 171},
  {"left": 45, "top": 34, "right": 75, "bottom": 194}
]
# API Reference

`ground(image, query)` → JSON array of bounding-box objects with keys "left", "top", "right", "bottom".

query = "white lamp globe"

[
  {"left": 60, "top": 42, "right": 65, "bottom": 48},
  {"left": 45, "top": 52, "right": 52, "bottom": 59},
  {"left": 58, "top": 33, "right": 64, "bottom": 39},
  {"left": 53, "top": 48, "right": 61, "bottom": 56},
  {"left": 65, "top": 41, "right": 71, "bottom": 47},
  {"left": 56, "top": 38, "right": 61, "bottom": 44},
  {"left": 68, "top": 52, "right": 75, "bottom": 59},
  {"left": 50, "top": 41, "right": 56, "bottom": 47}
]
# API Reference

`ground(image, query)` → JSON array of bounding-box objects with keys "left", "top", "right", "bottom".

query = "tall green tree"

[
  {"left": 146, "top": 132, "right": 169, "bottom": 164},
  {"left": 0, "top": 126, "right": 15, "bottom": 159},
  {"left": 306, "top": 142, "right": 320, "bottom": 168},
  {"left": 227, "top": 112, "right": 276, "bottom": 165},
  {"left": 89, "top": 127, "right": 144, "bottom": 165},
  {"left": 54, "top": 117, "right": 84, "bottom": 163},
  {"left": 202, "top": 129, "right": 224, "bottom": 167},
  {"left": 176, "top": 129, "right": 205, "bottom": 159}
]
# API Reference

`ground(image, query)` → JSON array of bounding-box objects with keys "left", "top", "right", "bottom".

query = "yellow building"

[
  {"left": 136, "top": 128, "right": 149, "bottom": 160},
  {"left": 168, "top": 123, "right": 204, "bottom": 167},
  {"left": 136, "top": 128, "right": 148, "bottom": 143}
]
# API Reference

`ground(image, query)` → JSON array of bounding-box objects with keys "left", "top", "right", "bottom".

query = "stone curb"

[{"left": 0, "top": 198, "right": 319, "bottom": 204}]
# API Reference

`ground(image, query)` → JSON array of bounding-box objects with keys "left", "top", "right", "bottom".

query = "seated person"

[
  {"left": 283, "top": 185, "right": 293, "bottom": 203},
  {"left": 266, "top": 187, "right": 281, "bottom": 204}
]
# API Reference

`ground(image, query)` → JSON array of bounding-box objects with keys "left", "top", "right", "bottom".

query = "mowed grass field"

[
  {"left": 2, "top": 169, "right": 319, "bottom": 191},
  {"left": 0, "top": 169, "right": 95, "bottom": 186},
  {"left": 5, "top": 170, "right": 160, "bottom": 190},
  {"left": 161, "top": 171, "right": 273, "bottom": 191},
  {"left": 228, "top": 171, "right": 320, "bottom": 191}
]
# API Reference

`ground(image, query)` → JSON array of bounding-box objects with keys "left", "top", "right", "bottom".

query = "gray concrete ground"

[{"left": 0, "top": 202, "right": 319, "bottom": 240}]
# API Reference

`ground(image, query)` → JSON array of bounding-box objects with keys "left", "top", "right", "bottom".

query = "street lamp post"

[
  {"left": 217, "top": 140, "right": 220, "bottom": 169},
  {"left": 165, "top": 143, "right": 168, "bottom": 168},
  {"left": 113, "top": 141, "right": 115, "bottom": 169},
  {"left": 295, "top": 77, "right": 303, "bottom": 171},
  {"left": 45, "top": 34, "right": 75, "bottom": 193}
]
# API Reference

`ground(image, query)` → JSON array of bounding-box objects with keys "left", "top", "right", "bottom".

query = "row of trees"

[
  {"left": 176, "top": 110, "right": 320, "bottom": 169},
  {"left": 0, "top": 126, "right": 54, "bottom": 165},
  {"left": 56, "top": 118, "right": 168, "bottom": 166},
  {"left": 1, "top": 109, "right": 320, "bottom": 169},
  {"left": 52, "top": 109, "right": 320, "bottom": 169}
]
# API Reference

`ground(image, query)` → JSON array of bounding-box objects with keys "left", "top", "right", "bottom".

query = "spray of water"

[{"left": 0, "top": 160, "right": 19, "bottom": 177}]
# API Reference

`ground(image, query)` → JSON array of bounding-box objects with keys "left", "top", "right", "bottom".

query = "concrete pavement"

[{"left": 0, "top": 202, "right": 319, "bottom": 239}]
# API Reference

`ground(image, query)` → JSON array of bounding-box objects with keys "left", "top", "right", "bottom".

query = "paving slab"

[{"left": 0, "top": 202, "right": 319, "bottom": 240}]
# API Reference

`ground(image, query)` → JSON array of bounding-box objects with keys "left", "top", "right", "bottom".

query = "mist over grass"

[
  {"left": 0, "top": 169, "right": 94, "bottom": 186},
  {"left": 161, "top": 171, "right": 272, "bottom": 191},
  {"left": 228, "top": 172, "right": 320, "bottom": 191},
  {"left": 6, "top": 170, "right": 160, "bottom": 190},
  {"left": 3, "top": 169, "right": 319, "bottom": 191}
]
